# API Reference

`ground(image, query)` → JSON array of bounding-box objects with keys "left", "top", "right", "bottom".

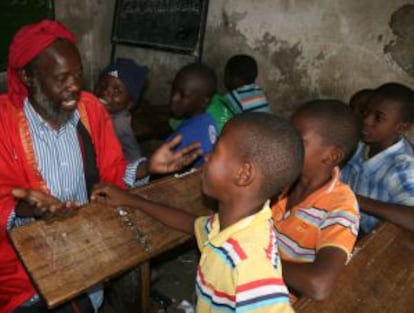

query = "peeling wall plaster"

[
  {"left": 385, "top": 4, "right": 414, "bottom": 77},
  {"left": 1, "top": 0, "right": 414, "bottom": 119}
]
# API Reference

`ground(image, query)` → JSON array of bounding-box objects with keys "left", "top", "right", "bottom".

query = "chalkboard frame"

[
  {"left": 0, "top": 0, "right": 55, "bottom": 71},
  {"left": 111, "top": 0, "right": 209, "bottom": 57}
]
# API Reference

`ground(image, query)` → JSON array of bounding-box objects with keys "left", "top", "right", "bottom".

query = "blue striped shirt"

[
  {"left": 341, "top": 139, "right": 414, "bottom": 233},
  {"left": 224, "top": 83, "right": 270, "bottom": 114}
]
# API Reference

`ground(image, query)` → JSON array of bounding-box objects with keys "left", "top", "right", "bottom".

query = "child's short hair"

[
  {"left": 228, "top": 112, "right": 304, "bottom": 199},
  {"left": 349, "top": 88, "right": 374, "bottom": 112},
  {"left": 175, "top": 63, "right": 217, "bottom": 98},
  {"left": 100, "top": 58, "right": 149, "bottom": 104},
  {"left": 225, "top": 54, "right": 258, "bottom": 85},
  {"left": 372, "top": 82, "right": 414, "bottom": 123},
  {"left": 294, "top": 99, "right": 361, "bottom": 162}
]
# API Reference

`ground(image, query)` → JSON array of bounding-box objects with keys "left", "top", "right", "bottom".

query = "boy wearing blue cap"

[{"left": 95, "top": 58, "right": 149, "bottom": 162}]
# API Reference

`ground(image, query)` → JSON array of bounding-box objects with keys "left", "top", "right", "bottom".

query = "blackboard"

[
  {"left": 112, "top": 0, "right": 209, "bottom": 55},
  {"left": 0, "top": 0, "right": 55, "bottom": 71}
]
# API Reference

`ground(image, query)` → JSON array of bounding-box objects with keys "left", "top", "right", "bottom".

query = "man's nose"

[{"left": 67, "top": 75, "right": 82, "bottom": 93}]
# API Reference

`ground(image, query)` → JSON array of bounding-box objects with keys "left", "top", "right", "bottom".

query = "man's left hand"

[{"left": 149, "top": 135, "right": 202, "bottom": 174}]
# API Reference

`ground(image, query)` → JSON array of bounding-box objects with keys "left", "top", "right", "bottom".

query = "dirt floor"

[{"left": 99, "top": 243, "right": 199, "bottom": 313}]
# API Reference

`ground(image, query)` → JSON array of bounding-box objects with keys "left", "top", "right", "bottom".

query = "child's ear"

[
  {"left": 397, "top": 121, "right": 412, "bottom": 134},
  {"left": 19, "top": 69, "right": 33, "bottom": 88},
  {"left": 322, "top": 146, "right": 344, "bottom": 167},
  {"left": 127, "top": 98, "right": 135, "bottom": 111},
  {"left": 202, "top": 96, "right": 210, "bottom": 109},
  {"left": 235, "top": 162, "right": 254, "bottom": 187}
]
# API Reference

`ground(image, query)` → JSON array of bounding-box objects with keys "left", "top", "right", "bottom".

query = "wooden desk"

[
  {"left": 294, "top": 223, "right": 414, "bottom": 313},
  {"left": 9, "top": 170, "right": 210, "bottom": 310}
]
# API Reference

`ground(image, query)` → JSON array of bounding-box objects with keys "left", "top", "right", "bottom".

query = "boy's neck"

[
  {"left": 366, "top": 136, "right": 401, "bottom": 158},
  {"left": 217, "top": 197, "right": 265, "bottom": 231},
  {"left": 286, "top": 167, "right": 333, "bottom": 210}
]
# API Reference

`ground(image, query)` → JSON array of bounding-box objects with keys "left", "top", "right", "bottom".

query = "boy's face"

[
  {"left": 223, "top": 68, "right": 242, "bottom": 91},
  {"left": 94, "top": 75, "right": 132, "bottom": 114},
  {"left": 362, "top": 98, "right": 408, "bottom": 150},
  {"left": 170, "top": 73, "right": 209, "bottom": 118},
  {"left": 292, "top": 113, "right": 332, "bottom": 175},
  {"left": 202, "top": 124, "right": 240, "bottom": 200}
]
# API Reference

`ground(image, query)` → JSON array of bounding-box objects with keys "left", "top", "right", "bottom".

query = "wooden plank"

[
  {"left": 294, "top": 223, "right": 414, "bottom": 313},
  {"left": 9, "top": 170, "right": 210, "bottom": 309}
]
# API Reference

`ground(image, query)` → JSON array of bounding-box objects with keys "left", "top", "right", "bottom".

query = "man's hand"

[
  {"left": 12, "top": 188, "right": 79, "bottom": 220},
  {"left": 149, "top": 135, "right": 202, "bottom": 174}
]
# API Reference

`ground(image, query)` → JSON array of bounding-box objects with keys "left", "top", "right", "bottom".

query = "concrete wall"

[
  {"left": 113, "top": 0, "right": 414, "bottom": 116},
  {"left": 205, "top": 1, "right": 414, "bottom": 116},
  {"left": 1, "top": 0, "right": 414, "bottom": 118}
]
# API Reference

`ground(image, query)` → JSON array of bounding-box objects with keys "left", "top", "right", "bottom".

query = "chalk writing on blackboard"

[{"left": 112, "top": 0, "right": 209, "bottom": 54}]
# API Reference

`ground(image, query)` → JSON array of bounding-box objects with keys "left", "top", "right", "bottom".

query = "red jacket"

[{"left": 0, "top": 91, "right": 127, "bottom": 313}]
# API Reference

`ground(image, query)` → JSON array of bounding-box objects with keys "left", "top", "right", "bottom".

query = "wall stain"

[
  {"left": 268, "top": 39, "right": 316, "bottom": 115},
  {"left": 384, "top": 4, "right": 414, "bottom": 77}
]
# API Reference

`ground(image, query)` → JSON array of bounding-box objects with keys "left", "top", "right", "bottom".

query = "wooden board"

[
  {"left": 294, "top": 222, "right": 414, "bottom": 313},
  {"left": 9, "top": 170, "right": 210, "bottom": 308}
]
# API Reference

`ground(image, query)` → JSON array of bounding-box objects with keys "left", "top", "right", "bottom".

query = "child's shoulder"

[
  {"left": 306, "top": 168, "right": 358, "bottom": 215},
  {"left": 178, "top": 112, "right": 217, "bottom": 135},
  {"left": 320, "top": 180, "right": 359, "bottom": 214},
  {"left": 379, "top": 139, "right": 414, "bottom": 169}
]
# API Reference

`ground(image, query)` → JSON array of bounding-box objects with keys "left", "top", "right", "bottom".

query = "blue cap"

[{"left": 101, "top": 58, "right": 149, "bottom": 104}]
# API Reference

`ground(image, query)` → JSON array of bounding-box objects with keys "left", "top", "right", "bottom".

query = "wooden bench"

[
  {"left": 293, "top": 222, "right": 414, "bottom": 313},
  {"left": 9, "top": 170, "right": 210, "bottom": 312}
]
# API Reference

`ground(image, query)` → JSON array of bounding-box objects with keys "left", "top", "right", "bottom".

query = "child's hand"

[
  {"left": 91, "top": 183, "right": 132, "bottom": 207},
  {"left": 149, "top": 134, "right": 202, "bottom": 174},
  {"left": 12, "top": 188, "right": 79, "bottom": 220}
]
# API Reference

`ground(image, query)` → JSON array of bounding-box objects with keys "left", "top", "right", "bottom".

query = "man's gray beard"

[{"left": 32, "top": 83, "right": 73, "bottom": 126}]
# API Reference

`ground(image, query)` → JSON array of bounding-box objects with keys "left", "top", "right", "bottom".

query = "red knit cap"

[{"left": 7, "top": 19, "right": 76, "bottom": 107}]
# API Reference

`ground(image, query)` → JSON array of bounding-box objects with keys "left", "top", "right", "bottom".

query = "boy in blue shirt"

[
  {"left": 166, "top": 63, "right": 218, "bottom": 168},
  {"left": 341, "top": 82, "right": 414, "bottom": 234}
]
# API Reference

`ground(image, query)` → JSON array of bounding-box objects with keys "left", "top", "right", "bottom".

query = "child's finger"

[
  {"left": 179, "top": 142, "right": 202, "bottom": 157},
  {"left": 166, "top": 134, "right": 183, "bottom": 148}
]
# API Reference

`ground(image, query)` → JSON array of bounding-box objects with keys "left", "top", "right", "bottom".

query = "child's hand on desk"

[
  {"left": 149, "top": 134, "right": 202, "bottom": 174},
  {"left": 91, "top": 183, "right": 134, "bottom": 207},
  {"left": 12, "top": 188, "right": 79, "bottom": 220}
]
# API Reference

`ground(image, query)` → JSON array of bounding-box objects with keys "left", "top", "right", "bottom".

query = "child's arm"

[
  {"left": 281, "top": 247, "right": 347, "bottom": 301},
  {"left": 91, "top": 183, "right": 196, "bottom": 234},
  {"left": 356, "top": 195, "right": 414, "bottom": 232}
]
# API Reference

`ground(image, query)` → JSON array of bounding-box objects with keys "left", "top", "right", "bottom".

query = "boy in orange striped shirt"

[{"left": 272, "top": 100, "right": 360, "bottom": 302}]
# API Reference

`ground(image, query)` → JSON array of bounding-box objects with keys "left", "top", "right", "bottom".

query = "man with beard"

[{"left": 0, "top": 20, "right": 201, "bottom": 313}]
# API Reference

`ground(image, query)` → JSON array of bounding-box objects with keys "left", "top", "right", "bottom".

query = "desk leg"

[{"left": 140, "top": 261, "right": 151, "bottom": 313}]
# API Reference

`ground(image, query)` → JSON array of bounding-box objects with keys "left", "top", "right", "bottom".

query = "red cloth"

[
  {"left": 7, "top": 19, "right": 76, "bottom": 108},
  {"left": 0, "top": 91, "right": 128, "bottom": 313}
]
